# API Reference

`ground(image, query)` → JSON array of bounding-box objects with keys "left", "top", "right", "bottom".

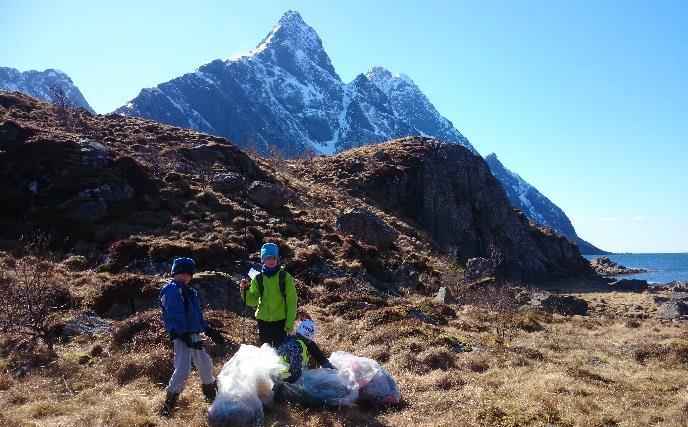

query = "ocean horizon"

[{"left": 583, "top": 253, "right": 688, "bottom": 283}]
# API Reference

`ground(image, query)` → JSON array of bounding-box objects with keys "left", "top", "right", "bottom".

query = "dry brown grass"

[{"left": 2, "top": 290, "right": 688, "bottom": 426}]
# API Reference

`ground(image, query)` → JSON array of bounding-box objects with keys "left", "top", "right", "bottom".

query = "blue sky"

[{"left": 2, "top": 0, "right": 686, "bottom": 252}]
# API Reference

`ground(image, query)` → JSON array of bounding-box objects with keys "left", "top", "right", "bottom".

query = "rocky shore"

[{"left": 590, "top": 256, "right": 648, "bottom": 276}]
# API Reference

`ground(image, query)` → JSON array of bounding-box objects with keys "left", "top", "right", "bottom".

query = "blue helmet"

[{"left": 171, "top": 257, "right": 195, "bottom": 275}]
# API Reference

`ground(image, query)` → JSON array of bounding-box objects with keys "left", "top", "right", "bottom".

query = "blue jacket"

[{"left": 159, "top": 280, "right": 209, "bottom": 336}]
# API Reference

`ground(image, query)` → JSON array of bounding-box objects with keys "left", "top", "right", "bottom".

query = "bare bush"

[
  {"left": 49, "top": 84, "right": 79, "bottom": 131},
  {"left": 461, "top": 280, "right": 520, "bottom": 345},
  {"left": 267, "top": 144, "right": 286, "bottom": 170},
  {"left": 196, "top": 159, "right": 222, "bottom": 190},
  {"left": 0, "top": 236, "right": 70, "bottom": 352},
  {"left": 297, "top": 144, "right": 318, "bottom": 165},
  {"left": 243, "top": 137, "right": 260, "bottom": 158},
  {"left": 139, "top": 145, "right": 167, "bottom": 178},
  {"left": 49, "top": 84, "right": 92, "bottom": 135}
]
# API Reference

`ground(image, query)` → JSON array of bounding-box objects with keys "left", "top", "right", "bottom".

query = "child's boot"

[{"left": 160, "top": 392, "right": 179, "bottom": 417}]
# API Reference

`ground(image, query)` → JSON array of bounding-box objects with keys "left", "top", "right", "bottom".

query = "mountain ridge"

[
  {"left": 0, "top": 67, "right": 94, "bottom": 113},
  {"left": 115, "top": 10, "right": 604, "bottom": 254}
]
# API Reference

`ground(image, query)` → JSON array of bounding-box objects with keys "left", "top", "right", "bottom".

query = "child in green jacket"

[{"left": 240, "top": 243, "right": 297, "bottom": 347}]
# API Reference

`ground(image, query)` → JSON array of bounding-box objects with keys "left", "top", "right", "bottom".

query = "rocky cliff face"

[
  {"left": 295, "top": 138, "right": 594, "bottom": 283},
  {"left": 485, "top": 153, "right": 607, "bottom": 255},
  {"left": 0, "top": 67, "right": 94, "bottom": 113}
]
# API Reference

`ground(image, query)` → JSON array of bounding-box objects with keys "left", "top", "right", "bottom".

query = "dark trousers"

[{"left": 257, "top": 319, "right": 286, "bottom": 348}]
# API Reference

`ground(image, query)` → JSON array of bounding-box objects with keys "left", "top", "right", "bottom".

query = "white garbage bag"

[
  {"left": 207, "top": 344, "right": 283, "bottom": 426},
  {"left": 329, "top": 351, "right": 401, "bottom": 405},
  {"left": 280, "top": 367, "right": 358, "bottom": 407}
]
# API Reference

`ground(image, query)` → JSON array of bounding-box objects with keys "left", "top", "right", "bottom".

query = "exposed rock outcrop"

[
  {"left": 530, "top": 293, "right": 589, "bottom": 316},
  {"left": 302, "top": 138, "right": 595, "bottom": 284},
  {"left": 336, "top": 207, "right": 397, "bottom": 249},
  {"left": 248, "top": 181, "right": 289, "bottom": 211},
  {"left": 608, "top": 279, "right": 648, "bottom": 293},
  {"left": 590, "top": 257, "right": 648, "bottom": 276}
]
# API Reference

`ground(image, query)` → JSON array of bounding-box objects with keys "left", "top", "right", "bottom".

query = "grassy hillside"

[{"left": 1, "top": 92, "right": 686, "bottom": 426}]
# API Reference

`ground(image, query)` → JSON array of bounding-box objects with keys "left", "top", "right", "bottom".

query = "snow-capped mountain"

[
  {"left": 366, "top": 67, "right": 472, "bottom": 149},
  {"left": 485, "top": 153, "right": 606, "bottom": 254},
  {"left": 116, "top": 11, "right": 474, "bottom": 155},
  {"left": 0, "top": 67, "right": 94, "bottom": 113},
  {"left": 117, "top": 10, "right": 604, "bottom": 254}
]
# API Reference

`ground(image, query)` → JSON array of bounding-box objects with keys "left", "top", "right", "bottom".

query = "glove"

[
  {"left": 205, "top": 328, "right": 227, "bottom": 347},
  {"left": 180, "top": 333, "right": 204, "bottom": 350}
]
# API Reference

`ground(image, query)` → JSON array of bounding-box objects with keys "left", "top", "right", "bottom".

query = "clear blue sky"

[{"left": 2, "top": 0, "right": 687, "bottom": 253}]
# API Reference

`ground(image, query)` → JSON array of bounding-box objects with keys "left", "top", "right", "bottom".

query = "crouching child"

[
  {"left": 277, "top": 319, "right": 335, "bottom": 386},
  {"left": 159, "top": 257, "right": 226, "bottom": 417}
]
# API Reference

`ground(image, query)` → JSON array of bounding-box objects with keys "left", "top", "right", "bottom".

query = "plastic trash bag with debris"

[
  {"left": 207, "top": 344, "right": 283, "bottom": 426},
  {"left": 329, "top": 351, "right": 401, "bottom": 405},
  {"left": 279, "top": 367, "right": 358, "bottom": 407}
]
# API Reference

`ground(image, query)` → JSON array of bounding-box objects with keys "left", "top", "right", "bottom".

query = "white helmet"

[{"left": 296, "top": 319, "right": 316, "bottom": 341}]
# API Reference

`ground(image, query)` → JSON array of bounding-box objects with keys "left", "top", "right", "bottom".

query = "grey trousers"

[{"left": 166, "top": 333, "right": 215, "bottom": 394}]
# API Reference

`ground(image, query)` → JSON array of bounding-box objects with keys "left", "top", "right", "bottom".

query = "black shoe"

[
  {"left": 160, "top": 392, "right": 179, "bottom": 417},
  {"left": 201, "top": 381, "right": 217, "bottom": 402}
]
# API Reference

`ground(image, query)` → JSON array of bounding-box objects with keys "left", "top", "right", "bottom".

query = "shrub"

[
  {"left": 0, "top": 242, "right": 71, "bottom": 352},
  {"left": 461, "top": 280, "right": 520, "bottom": 345}
]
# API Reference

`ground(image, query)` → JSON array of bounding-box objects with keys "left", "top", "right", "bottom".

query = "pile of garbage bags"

[
  {"left": 207, "top": 344, "right": 283, "bottom": 426},
  {"left": 329, "top": 351, "right": 401, "bottom": 405},
  {"left": 208, "top": 346, "right": 400, "bottom": 426},
  {"left": 282, "top": 351, "right": 400, "bottom": 406},
  {"left": 280, "top": 367, "right": 359, "bottom": 406}
]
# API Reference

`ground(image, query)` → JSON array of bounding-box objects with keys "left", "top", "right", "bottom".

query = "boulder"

[
  {"left": 667, "top": 281, "right": 688, "bottom": 293},
  {"left": 657, "top": 301, "right": 688, "bottom": 320},
  {"left": 539, "top": 294, "right": 589, "bottom": 316},
  {"left": 609, "top": 279, "right": 648, "bottom": 293},
  {"left": 248, "top": 181, "right": 288, "bottom": 211},
  {"left": 463, "top": 257, "right": 495, "bottom": 282},
  {"left": 434, "top": 287, "right": 455, "bottom": 304},
  {"left": 181, "top": 142, "right": 231, "bottom": 163},
  {"left": 370, "top": 151, "right": 392, "bottom": 163},
  {"left": 335, "top": 207, "right": 397, "bottom": 249},
  {"left": 66, "top": 198, "right": 107, "bottom": 223},
  {"left": 212, "top": 172, "right": 246, "bottom": 194},
  {"left": 653, "top": 295, "right": 688, "bottom": 320},
  {"left": 62, "top": 315, "right": 113, "bottom": 338},
  {"left": 79, "top": 139, "right": 109, "bottom": 168},
  {"left": 192, "top": 271, "right": 244, "bottom": 314},
  {"left": 0, "top": 120, "right": 31, "bottom": 146},
  {"left": 78, "top": 181, "right": 134, "bottom": 202}
]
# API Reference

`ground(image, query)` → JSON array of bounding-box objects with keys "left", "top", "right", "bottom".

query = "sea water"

[{"left": 582, "top": 253, "right": 688, "bottom": 284}]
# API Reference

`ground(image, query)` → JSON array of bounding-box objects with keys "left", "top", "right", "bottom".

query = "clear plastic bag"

[
  {"left": 280, "top": 367, "right": 358, "bottom": 407},
  {"left": 207, "top": 344, "right": 283, "bottom": 426},
  {"left": 328, "top": 351, "right": 400, "bottom": 405}
]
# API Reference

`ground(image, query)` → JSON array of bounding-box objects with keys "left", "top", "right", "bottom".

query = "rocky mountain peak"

[
  {"left": 251, "top": 10, "right": 337, "bottom": 78},
  {"left": 366, "top": 67, "right": 417, "bottom": 93}
]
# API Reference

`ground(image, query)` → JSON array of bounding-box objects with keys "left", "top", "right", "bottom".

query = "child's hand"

[{"left": 239, "top": 278, "right": 249, "bottom": 289}]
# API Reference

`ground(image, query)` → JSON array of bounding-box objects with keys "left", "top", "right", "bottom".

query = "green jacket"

[{"left": 241, "top": 266, "right": 297, "bottom": 332}]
